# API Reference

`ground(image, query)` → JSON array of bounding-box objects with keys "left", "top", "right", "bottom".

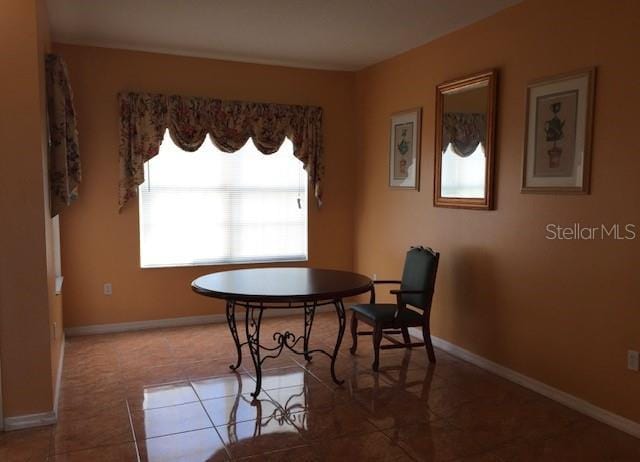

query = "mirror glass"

[
  {"left": 434, "top": 70, "right": 497, "bottom": 209},
  {"left": 441, "top": 83, "right": 488, "bottom": 198}
]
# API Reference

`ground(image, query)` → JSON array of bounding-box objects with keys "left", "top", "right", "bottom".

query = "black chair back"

[{"left": 400, "top": 246, "right": 440, "bottom": 311}]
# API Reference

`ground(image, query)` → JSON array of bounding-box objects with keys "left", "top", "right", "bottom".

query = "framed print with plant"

[
  {"left": 389, "top": 108, "right": 422, "bottom": 189},
  {"left": 522, "top": 68, "right": 595, "bottom": 193}
]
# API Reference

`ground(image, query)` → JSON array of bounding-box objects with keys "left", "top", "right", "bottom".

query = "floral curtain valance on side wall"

[
  {"left": 46, "top": 54, "right": 81, "bottom": 217},
  {"left": 118, "top": 92, "right": 324, "bottom": 211},
  {"left": 442, "top": 112, "right": 486, "bottom": 157}
]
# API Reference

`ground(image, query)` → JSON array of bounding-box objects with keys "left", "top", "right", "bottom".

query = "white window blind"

[{"left": 139, "top": 131, "right": 308, "bottom": 268}]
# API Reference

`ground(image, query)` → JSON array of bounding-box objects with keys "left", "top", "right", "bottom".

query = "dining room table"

[{"left": 191, "top": 267, "right": 373, "bottom": 397}]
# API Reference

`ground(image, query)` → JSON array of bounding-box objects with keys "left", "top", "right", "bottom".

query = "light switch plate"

[{"left": 103, "top": 283, "right": 113, "bottom": 296}]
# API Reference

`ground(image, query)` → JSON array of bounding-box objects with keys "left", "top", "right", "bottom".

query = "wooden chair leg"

[
  {"left": 372, "top": 323, "right": 383, "bottom": 371},
  {"left": 422, "top": 318, "right": 436, "bottom": 363},
  {"left": 349, "top": 313, "right": 358, "bottom": 355},
  {"left": 401, "top": 327, "right": 412, "bottom": 346}
]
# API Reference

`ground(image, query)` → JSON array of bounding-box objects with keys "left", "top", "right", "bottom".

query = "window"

[
  {"left": 139, "top": 131, "right": 308, "bottom": 268},
  {"left": 440, "top": 143, "right": 486, "bottom": 198}
]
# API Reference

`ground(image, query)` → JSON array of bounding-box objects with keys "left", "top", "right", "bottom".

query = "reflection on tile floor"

[{"left": 0, "top": 312, "right": 638, "bottom": 461}]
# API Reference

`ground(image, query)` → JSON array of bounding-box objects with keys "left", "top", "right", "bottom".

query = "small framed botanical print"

[
  {"left": 389, "top": 108, "right": 422, "bottom": 189},
  {"left": 522, "top": 68, "right": 595, "bottom": 193}
]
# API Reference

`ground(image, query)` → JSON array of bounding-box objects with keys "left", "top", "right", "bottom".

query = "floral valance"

[
  {"left": 442, "top": 112, "right": 486, "bottom": 157},
  {"left": 118, "top": 92, "right": 324, "bottom": 210},
  {"left": 46, "top": 54, "right": 81, "bottom": 217}
]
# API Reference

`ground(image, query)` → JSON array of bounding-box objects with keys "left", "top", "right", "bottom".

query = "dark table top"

[{"left": 191, "top": 268, "right": 373, "bottom": 303}]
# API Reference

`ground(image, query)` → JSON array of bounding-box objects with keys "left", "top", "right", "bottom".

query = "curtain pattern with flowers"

[
  {"left": 46, "top": 54, "right": 81, "bottom": 216},
  {"left": 442, "top": 112, "right": 487, "bottom": 157},
  {"left": 118, "top": 92, "right": 323, "bottom": 210}
]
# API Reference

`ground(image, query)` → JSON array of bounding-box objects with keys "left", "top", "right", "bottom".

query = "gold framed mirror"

[{"left": 434, "top": 69, "right": 498, "bottom": 209}]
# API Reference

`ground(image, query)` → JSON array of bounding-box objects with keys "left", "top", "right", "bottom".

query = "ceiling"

[{"left": 47, "top": 0, "right": 521, "bottom": 71}]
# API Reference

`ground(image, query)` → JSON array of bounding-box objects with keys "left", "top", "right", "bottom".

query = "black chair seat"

[{"left": 351, "top": 303, "right": 423, "bottom": 326}]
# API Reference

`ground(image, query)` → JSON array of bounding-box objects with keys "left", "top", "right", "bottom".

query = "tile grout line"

[
  {"left": 125, "top": 400, "right": 142, "bottom": 462},
  {"left": 192, "top": 379, "right": 238, "bottom": 461},
  {"left": 374, "top": 428, "right": 422, "bottom": 462}
]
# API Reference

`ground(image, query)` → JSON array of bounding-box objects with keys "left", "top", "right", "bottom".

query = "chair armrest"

[
  {"left": 390, "top": 289, "right": 425, "bottom": 295},
  {"left": 373, "top": 280, "right": 402, "bottom": 285}
]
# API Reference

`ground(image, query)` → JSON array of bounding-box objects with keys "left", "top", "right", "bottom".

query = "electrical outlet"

[
  {"left": 372, "top": 273, "right": 377, "bottom": 281},
  {"left": 103, "top": 283, "right": 113, "bottom": 296},
  {"left": 628, "top": 350, "right": 639, "bottom": 371}
]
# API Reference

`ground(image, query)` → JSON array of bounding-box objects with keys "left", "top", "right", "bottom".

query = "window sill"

[
  {"left": 140, "top": 256, "right": 308, "bottom": 270},
  {"left": 55, "top": 276, "right": 64, "bottom": 295}
]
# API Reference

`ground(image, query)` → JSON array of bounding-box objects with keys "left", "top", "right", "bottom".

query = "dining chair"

[{"left": 349, "top": 246, "right": 440, "bottom": 371}]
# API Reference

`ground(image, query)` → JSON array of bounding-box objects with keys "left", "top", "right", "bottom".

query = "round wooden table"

[{"left": 192, "top": 268, "right": 373, "bottom": 396}]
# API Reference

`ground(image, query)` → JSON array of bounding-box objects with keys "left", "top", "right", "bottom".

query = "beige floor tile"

[
  {"left": 138, "top": 428, "right": 229, "bottom": 462},
  {"left": 191, "top": 374, "right": 258, "bottom": 400},
  {"left": 266, "top": 381, "right": 343, "bottom": 413},
  {"left": 127, "top": 382, "right": 199, "bottom": 410},
  {"left": 248, "top": 365, "right": 320, "bottom": 391},
  {"left": 58, "top": 380, "right": 126, "bottom": 414},
  {"left": 182, "top": 357, "right": 240, "bottom": 380},
  {"left": 445, "top": 395, "right": 582, "bottom": 452},
  {"left": 237, "top": 444, "right": 318, "bottom": 461},
  {"left": 51, "top": 403, "right": 133, "bottom": 454},
  {"left": 245, "top": 353, "right": 299, "bottom": 371},
  {"left": 130, "top": 402, "right": 212, "bottom": 439},
  {"left": 122, "top": 363, "right": 188, "bottom": 390},
  {"left": 422, "top": 384, "right": 478, "bottom": 418},
  {"left": 48, "top": 442, "right": 138, "bottom": 461},
  {"left": 202, "top": 394, "right": 281, "bottom": 426},
  {"left": 288, "top": 403, "right": 378, "bottom": 441},
  {"left": 217, "top": 415, "right": 306, "bottom": 459},
  {"left": 0, "top": 427, "right": 51, "bottom": 462},
  {"left": 312, "top": 431, "right": 414, "bottom": 461},
  {"left": 384, "top": 421, "right": 484, "bottom": 462}
]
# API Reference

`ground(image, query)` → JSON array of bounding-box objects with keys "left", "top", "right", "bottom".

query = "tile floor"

[{"left": 0, "top": 312, "right": 638, "bottom": 461}]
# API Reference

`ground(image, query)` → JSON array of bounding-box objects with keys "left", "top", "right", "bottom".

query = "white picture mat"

[{"left": 525, "top": 74, "right": 589, "bottom": 188}]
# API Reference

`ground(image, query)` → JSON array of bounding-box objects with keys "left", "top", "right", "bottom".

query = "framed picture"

[
  {"left": 522, "top": 68, "right": 595, "bottom": 193},
  {"left": 389, "top": 108, "right": 422, "bottom": 189}
]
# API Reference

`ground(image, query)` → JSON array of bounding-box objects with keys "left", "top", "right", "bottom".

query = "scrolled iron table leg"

[
  {"left": 245, "top": 303, "right": 264, "bottom": 397},
  {"left": 330, "top": 298, "right": 346, "bottom": 385},
  {"left": 226, "top": 300, "right": 242, "bottom": 371},
  {"left": 303, "top": 301, "right": 316, "bottom": 361}
]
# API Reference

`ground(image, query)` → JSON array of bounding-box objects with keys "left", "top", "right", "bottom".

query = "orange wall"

[
  {"left": 353, "top": 0, "right": 640, "bottom": 423},
  {"left": 55, "top": 44, "right": 357, "bottom": 327},
  {"left": 0, "top": 0, "right": 57, "bottom": 417}
]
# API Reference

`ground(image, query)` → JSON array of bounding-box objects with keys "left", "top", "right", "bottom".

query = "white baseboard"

[
  {"left": 2, "top": 335, "right": 66, "bottom": 431},
  {"left": 409, "top": 328, "right": 640, "bottom": 439},
  {"left": 3, "top": 412, "right": 58, "bottom": 431},
  {"left": 65, "top": 306, "right": 333, "bottom": 337},
  {"left": 65, "top": 313, "right": 224, "bottom": 336}
]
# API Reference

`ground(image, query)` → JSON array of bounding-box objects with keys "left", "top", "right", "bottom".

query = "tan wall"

[
  {"left": 353, "top": 0, "right": 640, "bottom": 423},
  {"left": 55, "top": 44, "right": 357, "bottom": 328},
  {"left": 0, "top": 0, "right": 56, "bottom": 417}
]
